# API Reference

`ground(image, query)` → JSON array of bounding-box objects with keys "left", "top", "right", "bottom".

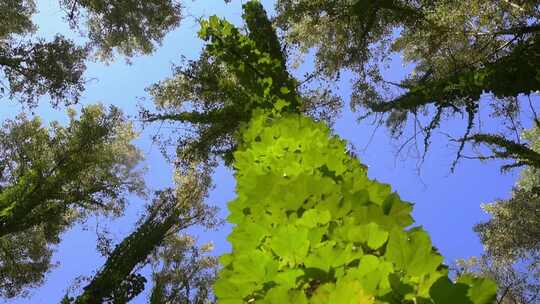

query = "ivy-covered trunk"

[{"left": 197, "top": 2, "right": 498, "bottom": 304}]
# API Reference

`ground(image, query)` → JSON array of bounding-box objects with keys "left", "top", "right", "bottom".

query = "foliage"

[
  {"left": 275, "top": 0, "right": 540, "bottom": 170},
  {"left": 0, "top": 34, "right": 88, "bottom": 107},
  {"left": 149, "top": 234, "right": 218, "bottom": 304},
  {"left": 0, "top": 0, "right": 37, "bottom": 38},
  {"left": 468, "top": 126, "right": 540, "bottom": 303},
  {"left": 0, "top": 226, "right": 54, "bottom": 298},
  {"left": 59, "top": 0, "right": 183, "bottom": 60},
  {"left": 0, "top": 0, "right": 522, "bottom": 302},
  {"left": 476, "top": 188, "right": 540, "bottom": 265},
  {"left": 142, "top": 1, "right": 340, "bottom": 166},
  {"left": 0, "top": 0, "right": 185, "bottom": 295},
  {"left": 0, "top": 0, "right": 182, "bottom": 107},
  {"left": 457, "top": 256, "right": 539, "bottom": 304},
  {"left": 516, "top": 126, "right": 540, "bottom": 193},
  {"left": 0, "top": 104, "right": 144, "bottom": 236},
  {"left": 0, "top": 104, "right": 144, "bottom": 298},
  {"left": 185, "top": 3, "right": 499, "bottom": 303},
  {"left": 69, "top": 162, "right": 218, "bottom": 304},
  {"left": 216, "top": 109, "right": 497, "bottom": 303},
  {"left": 0, "top": 0, "right": 85, "bottom": 107}
]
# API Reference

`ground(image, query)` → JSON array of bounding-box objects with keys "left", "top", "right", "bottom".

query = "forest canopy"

[{"left": 0, "top": 0, "right": 538, "bottom": 303}]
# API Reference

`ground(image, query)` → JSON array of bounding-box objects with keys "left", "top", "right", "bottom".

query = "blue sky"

[{"left": 3, "top": 1, "right": 522, "bottom": 303}]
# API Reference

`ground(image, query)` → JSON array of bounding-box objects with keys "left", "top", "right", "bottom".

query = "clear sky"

[{"left": 3, "top": 1, "right": 522, "bottom": 303}]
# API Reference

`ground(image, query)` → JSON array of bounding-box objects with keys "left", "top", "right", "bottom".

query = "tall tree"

[
  {"left": 0, "top": 104, "right": 144, "bottom": 298},
  {"left": 275, "top": 0, "right": 540, "bottom": 170},
  {"left": 276, "top": 1, "right": 540, "bottom": 301},
  {"left": 146, "top": 1, "right": 497, "bottom": 303},
  {"left": 466, "top": 125, "right": 540, "bottom": 303},
  {"left": 142, "top": 1, "right": 341, "bottom": 166},
  {"left": 0, "top": 1, "right": 184, "bottom": 298},
  {"left": 0, "top": 0, "right": 183, "bottom": 107},
  {"left": 68, "top": 163, "right": 218, "bottom": 304}
]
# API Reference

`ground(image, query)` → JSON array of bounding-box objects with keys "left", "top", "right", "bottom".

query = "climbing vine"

[
  {"left": 215, "top": 110, "right": 496, "bottom": 303},
  {"left": 200, "top": 2, "right": 498, "bottom": 303}
]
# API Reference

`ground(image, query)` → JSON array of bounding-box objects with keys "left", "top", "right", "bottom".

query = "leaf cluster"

[{"left": 215, "top": 111, "right": 497, "bottom": 303}]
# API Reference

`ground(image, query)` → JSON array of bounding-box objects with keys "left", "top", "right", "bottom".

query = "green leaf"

[
  {"left": 263, "top": 287, "right": 308, "bottom": 304},
  {"left": 231, "top": 250, "right": 278, "bottom": 284},
  {"left": 385, "top": 228, "right": 443, "bottom": 277},
  {"left": 274, "top": 99, "right": 290, "bottom": 111},
  {"left": 382, "top": 193, "right": 414, "bottom": 227},
  {"left": 296, "top": 209, "right": 331, "bottom": 228},
  {"left": 429, "top": 277, "right": 472, "bottom": 304},
  {"left": 329, "top": 279, "right": 375, "bottom": 304},
  {"left": 367, "top": 181, "right": 392, "bottom": 205},
  {"left": 274, "top": 269, "right": 304, "bottom": 288},
  {"left": 346, "top": 255, "right": 394, "bottom": 294},
  {"left": 228, "top": 221, "right": 267, "bottom": 251},
  {"left": 268, "top": 225, "right": 310, "bottom": 266},
  {"left": 213, "top": 276, "right": 252, "bottom": 302},
  {"left": 457, "top": 275, "right": 498, "bottom": 304},
  {"left": 347, "top": 222, "right": 389, "bottom": 250}
]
